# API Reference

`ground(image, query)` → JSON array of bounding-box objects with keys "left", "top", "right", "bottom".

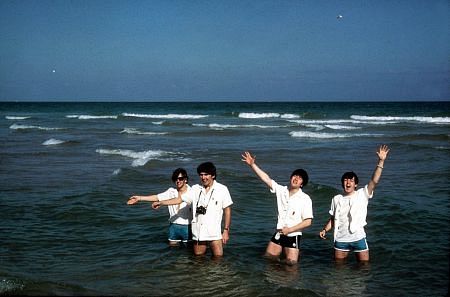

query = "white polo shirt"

[
  {"left": 157, "top": 185, "right": 193, "bottom": 225},
  {"left": 329, "top": 185, "right": 373, "bottom": 242},
  {"left": 270, "top": 180, "right": 313, "bottom": 236},
  {"left": 182, "top": 181, "right": 233, "bottom": 241}
]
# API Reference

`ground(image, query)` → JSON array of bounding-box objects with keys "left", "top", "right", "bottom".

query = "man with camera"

[{"left": 153, "top": 162, "right": 233, "bottom": 258}]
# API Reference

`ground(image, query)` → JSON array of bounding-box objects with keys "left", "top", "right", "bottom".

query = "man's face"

[
  {"left": 174, "top": 173, "right": 187, "bottom": 189},
  {"left": 342, "top": 177, "right": 357, "bottom": 194},
  {"left": 199, "top": 172, "right": 214, "bottom": 188},
  {"left": 290, "top": 175, "right": 303, "bottom": 189}
]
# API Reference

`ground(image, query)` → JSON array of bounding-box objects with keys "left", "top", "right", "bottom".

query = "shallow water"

[{"left": 1, "top": 101, "right": 449, "bottom": 296}]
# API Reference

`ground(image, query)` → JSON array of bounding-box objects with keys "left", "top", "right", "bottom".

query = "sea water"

[{"left": 0, "top": 101, "right": 449, "bottom": 296}]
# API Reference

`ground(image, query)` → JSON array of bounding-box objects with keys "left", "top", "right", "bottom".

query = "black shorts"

[{"left": 270, "top": 232, "right": 302, "bottom": 249}]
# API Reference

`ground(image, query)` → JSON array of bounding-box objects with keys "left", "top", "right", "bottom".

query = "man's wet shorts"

[
  {"left": 270, "top": 232, "right": 301, "bottom": 249},
  {"left": 168, "top": 223, "right": 192, "bottom": 243},
  {"left": 334, "top": 237, "right": 369, "bottom": 252}
]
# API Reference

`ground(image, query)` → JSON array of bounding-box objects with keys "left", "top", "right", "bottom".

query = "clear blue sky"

[{"left": 1, "top": 0, "right": 448, "bottom": 101}]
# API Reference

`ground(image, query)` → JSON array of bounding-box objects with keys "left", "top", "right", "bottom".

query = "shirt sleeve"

[
  {"left": 181, "top": 186, "right": 196, "bottom": 204},
  {"left": 363, "top": 185, "right": 374, "bottom": 199},
  {"left": 302, "top": 196, "right": 314, "bottom": 219},
  {"left": 221, "top": 186, "right": 233, "bottom": 209},
  {"left": 329, "top": 196, "right": 338, "bottom": 216},
  {"left": 270, "top": 179, "right": 282, "bottom": 195},
  {"left": 157, "top": 188, "right": 178, "bottom": 201}
]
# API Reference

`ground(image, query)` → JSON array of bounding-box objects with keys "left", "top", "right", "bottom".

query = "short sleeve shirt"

[
  {"left": 157, "top": 185, "right": 193, "bottom": 225},
  {"left": 182, "top": 181, "right": 233, "bottom": 241},
  {"left": 270, "top": 180, "right": 313, "bottom": 236}
]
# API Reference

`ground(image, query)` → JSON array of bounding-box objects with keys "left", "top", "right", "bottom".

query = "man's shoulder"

[{"left": 213, "top": 181, "right": 229, "bottom": 191}]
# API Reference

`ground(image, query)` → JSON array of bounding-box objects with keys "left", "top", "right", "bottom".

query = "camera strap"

[{"left": 196, "top": 189, "right": 215, "bottom": 211}]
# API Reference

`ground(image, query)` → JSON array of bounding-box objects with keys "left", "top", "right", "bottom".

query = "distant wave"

[
  {"left": 5, "top": 116, "right": 30, "bottom": 120},
  {"left": 325, "top": 124, "right": 361, "bottom": 130},
  {"left": 288, "top": 119, "right": 398, "bottom": 126},
  {"left": 96, "top": 148, "right": 190, "bottom": 167},
  {"left": 193, "top": 123, "right": 282, "bottom": 130},
  {"left": 42, "top": 138, "right": 66, "bottom": 145},
  {"left": 66, "top": 115, "right": 118, "bottom": 120},
  {"left": 122, "top": 113, "right": 207, "bottom": 119},
  {"left": 120, "top": 128, "right": 168, "bottom": 135},
  {"left": 239, "top": 112, "right": 299, "bottom": 119},
  {"left": 9, "top": 124, "right": 62, "bottom": 131},
  {"left": 351, "top": 115, "right": 450, "bottom": 124},
  {"left": 289, "top": 131, "right": 382, "bottom": 139}
]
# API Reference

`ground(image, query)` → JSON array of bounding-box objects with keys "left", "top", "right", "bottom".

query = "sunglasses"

[{"left": 175, "top": 176, "right": 187, "bottom": 182}]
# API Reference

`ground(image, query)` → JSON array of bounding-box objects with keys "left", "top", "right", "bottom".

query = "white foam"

[
  {"left": 120, "top": 128, "right": 168, "bottom": 135},
  {"left": 239, "top": 112, "right": 280, "bottom": 119},
  {"left": 289, "top": 131, "right": 381, "bottom": 139},
  {"left": 66, "top": 115, "right": 118, "bottom": 120},
  {"left": 122, "top": 113, "right": 207, "bottom": 119},
  {"left": 325, "top": 124, "right": 361, "bottom": 130},
  {"left": 5, "top": 116, "right": 30, "bottom": 120},
  {"left": 42, "top": 138, "right": 65, "bottom": 145},
  {"left": 351, "top": 115, "right": 450, "bottom": 124},
  {"left": 280, "top": 114, "right": 300, "bottom": 119},
  {"left": 9, "top": 124, "right": 61, "bottom": 131},
  {"left": 207, "top": 123, "right": 280, "bottom": 130},
  {"left": 96, "top": 148, "right": 188, "bottom": 167}
]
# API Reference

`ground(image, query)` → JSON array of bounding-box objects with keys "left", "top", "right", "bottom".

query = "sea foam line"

[
  {"left": 289, "top": 131, "right": 382, "bottom": 139},
  {"left": 351, "top": 115, "right": 450, "bottom": 124},
  {"left": 9, "top": 124, "right": 62, "bottom": 131},
  {"left": 120, "top": 128, "right": 168, "bottom": 135},
  {"left": 42, "top": 138, "right": 66, "bottom": 145},
  {"left": 5, "top": 116, "right": 30, "bottom": 120},
  {"left": 122, "top": 113, "right": 207, "bottom": 119},
  {"left": 239, "top": 112, "right": 299, "bottom": 119},
  {"left": 96, "top": 148, "right": 189, "bottom": 167},
  {"left": 193, "top": 123, "right": 282, "bottom": 130},
  {"left": 66, "top": 115, "right": 118, "bottom": 120}
]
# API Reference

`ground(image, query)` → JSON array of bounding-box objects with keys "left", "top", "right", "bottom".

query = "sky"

[{"left": 0, "top": 0, "right": 449, "bottom": 102}]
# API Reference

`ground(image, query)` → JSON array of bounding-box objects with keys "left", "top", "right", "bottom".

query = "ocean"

[{"left": 0, "top": 101, "right": 449, "bottom": 296}]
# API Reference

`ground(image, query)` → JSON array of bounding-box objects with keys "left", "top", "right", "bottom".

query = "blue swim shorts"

[
  {"left": 168, "top": 223, "right": 192, "bottom": 243},
  {"left": 334, "top": 237, "right": 369, "bottom": 252}
]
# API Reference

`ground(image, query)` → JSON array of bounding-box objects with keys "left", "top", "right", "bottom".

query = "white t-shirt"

[
  {"left": 270, "top": 180, "right": 314, "bottom": 236},
  {"left": 329, "top": 185, "right": 373, "bottom": 242},
  {"left": 182, "top": 181, "right": 233, "bottom": 241},
  {"left": 157, "top": 185, "right": 193, "bottom": 225}
]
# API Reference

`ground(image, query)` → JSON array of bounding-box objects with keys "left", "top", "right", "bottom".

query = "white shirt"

[
  {"left": 157, "top": 185, "right": 193, "bottom": 225},
  {"left": 182, "top": 181, "right": 233, "bottom": 241},
  {"left": 329, "top": 185, "right": 373, "bottom": 242},
  {"left": 270, "top": 180, "right": 314, "bottom": 236}
]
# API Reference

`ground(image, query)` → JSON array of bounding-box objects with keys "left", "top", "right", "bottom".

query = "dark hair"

[
  {"left": 290, "top": 169, "right": 309, "bottom": 188},
  {"left": 341, "top": 171, "right": 359, "bottom": 188},
  {"left": 171, "top": 168, "right": 188, "bottom": 182},
  {"left": 197, "top": 162, "right": 216, "bottom": 179}
]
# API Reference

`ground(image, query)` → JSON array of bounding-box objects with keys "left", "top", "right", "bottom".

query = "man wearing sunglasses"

[{"left": 127, "top": 168, "right": 192, "bottom": 246}]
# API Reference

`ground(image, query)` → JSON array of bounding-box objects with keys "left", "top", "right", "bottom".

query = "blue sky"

[{"left": 0, "top": 0, "right": 448, "bottom": 101}]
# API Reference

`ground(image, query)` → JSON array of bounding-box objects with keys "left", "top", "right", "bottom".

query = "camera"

[{"left": 196, "top": 206, "right": 207, "bottom": 215}]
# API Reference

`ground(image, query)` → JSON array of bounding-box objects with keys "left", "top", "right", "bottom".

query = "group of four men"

[{"left": 128, "top": 145, "right": 390, "bottom": 265}]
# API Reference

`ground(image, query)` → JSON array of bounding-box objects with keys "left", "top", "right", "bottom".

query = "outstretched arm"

[
  {"left": 151, "top": 191, "right": 183, "bottom": 209},
  {"left": 127, "top": 194, "right": 159, "bottom": 205},
  {"left": 367, "top": 144, "right": 390, "bottom": 195},
  {"left": 241, "top": 151, "right": 272, "bottom": 188}
]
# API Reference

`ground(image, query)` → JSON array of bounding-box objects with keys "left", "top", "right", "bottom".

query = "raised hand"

[
  {"left": 376, "top": 144, "right": 390, "bottom": 161},
  {"left": 241, "top": 151, "right": 256, "bottom": 166}
]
